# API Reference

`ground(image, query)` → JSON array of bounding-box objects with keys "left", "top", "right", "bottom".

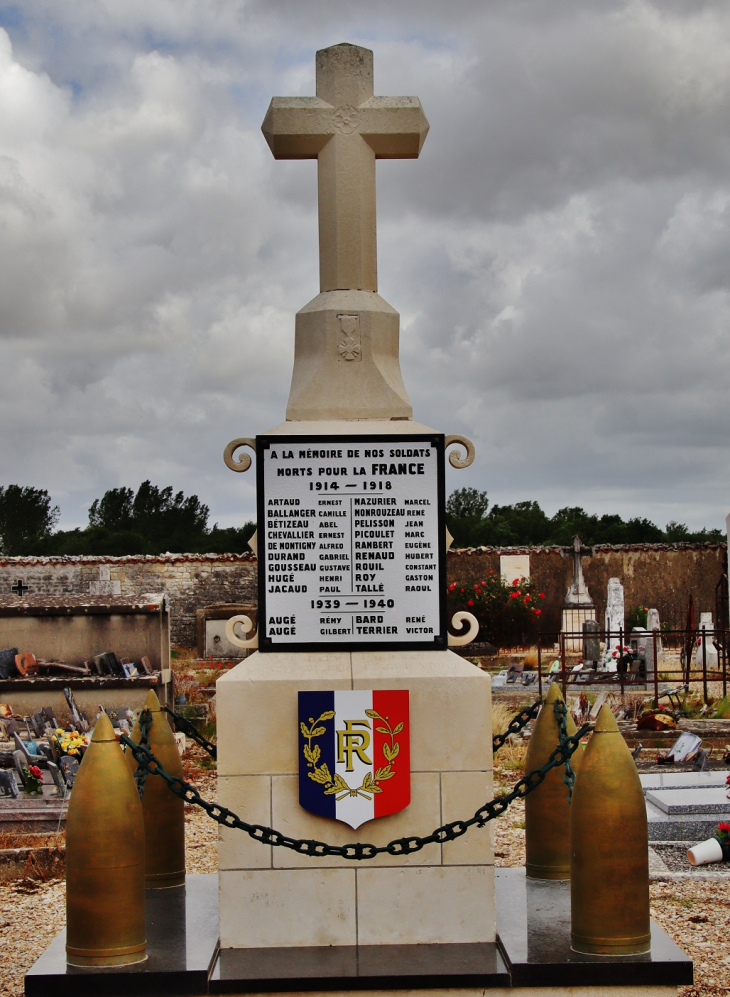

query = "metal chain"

[
  {"left": 119, "top": 718, "right": 589, "bottom": 861},
  {"left": 162, "top": 705, "right": 217, "bottom": 759},
  {"left": 553, "top": 699, "right": 576, "bottom": 801},
  {"left": 492, "top": 698, "right": 541, "bottom": 752},
  {"left": 126, "top": 707, "right": 152, "bottom": 799}
]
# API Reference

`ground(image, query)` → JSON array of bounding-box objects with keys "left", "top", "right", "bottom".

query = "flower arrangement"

[
  {"left": 23, "top": 764, "right": 43, "bottom": 795},
  {"left": 51, "top": 728, "right": 88, "bottom": 758}
]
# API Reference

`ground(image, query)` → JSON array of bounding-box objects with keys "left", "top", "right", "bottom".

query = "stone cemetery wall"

[
  {"left": 1, "top": 543, "right": 725, "bottom": 650},
  {"left": 0, "top": 553, "right": 257, "bottom": 650},
  {"left": 448, "top": 542, "right": 728, "bottom": 635}
]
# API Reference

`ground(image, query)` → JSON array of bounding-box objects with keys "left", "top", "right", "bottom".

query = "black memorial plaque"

[{"left": 256, "top": 434, "right": 447, "bottom": 652}]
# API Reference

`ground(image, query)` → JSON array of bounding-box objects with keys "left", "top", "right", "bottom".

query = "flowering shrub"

[{"left": 447, "top": 573, "right": 545, "bottom": 647}]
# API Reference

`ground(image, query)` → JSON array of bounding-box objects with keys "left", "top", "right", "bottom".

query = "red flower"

[
  {"left": 539, "top": 592, "right": 545, "bottom": 599},
  {"left": 512, "top": 578, "right": 520, "bottom": 586},
  {"left": 718, "top": 822, "right": 730, "bottom": 833},
  {"left": 460, "top": 588, "right": 465, "bottom": 594},
  {"left": 28, "top": 765, "right": 42, "bottom": 779},
  {"left": 535, "top": 609, "right": 542, "bottom": 616},
  {"left": 726, "top": 774, "right": 730, "bottom": 785},
  {"left": 468, "top": 599, "right": 474, "bottom": 607},
  {"left": 510, "top": 592, "right": 520, "bottom": 599},
  {"left": 524, "top": 594, "right": 530, "bottom": 602},
  {"left": 488, "top": 570, "right": 494, "bottom": 575}
]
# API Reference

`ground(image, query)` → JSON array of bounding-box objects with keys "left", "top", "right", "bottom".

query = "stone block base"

[
  {"left": 561, "top": 608, "right": 596, "bottom": 652},
  {"left": 216, "top": 649, "right": 494, "bottom": 949}
]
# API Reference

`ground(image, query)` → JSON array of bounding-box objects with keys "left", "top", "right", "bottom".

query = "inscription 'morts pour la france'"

[{"left": 256, "top": 434, "right": 447, "bottom": 652}]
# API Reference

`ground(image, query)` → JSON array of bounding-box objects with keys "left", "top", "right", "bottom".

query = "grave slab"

[
  {"left": 645, "top": 799, "right": 729, "bottom": 842},
  {"left": 640, "top": 771, "right": 728, "bottom": 792},
  {"left": 646, "top": 787, "right": 730, "bottom": 815}
]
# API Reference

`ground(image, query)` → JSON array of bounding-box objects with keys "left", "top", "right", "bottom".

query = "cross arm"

[
  {"left": 359, "top": 97, "right": 429, "bottom": 158},
  {"left": 261, "top": 97, "right": 333, "bottom": 159}
]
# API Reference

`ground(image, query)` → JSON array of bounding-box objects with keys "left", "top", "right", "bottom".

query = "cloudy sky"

[{"left": 2, "top": 0, "right": 730, "bottom": 533}]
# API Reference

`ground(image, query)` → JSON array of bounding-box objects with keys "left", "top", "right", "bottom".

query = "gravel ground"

[{"left": 0, "top": 755, "right": 727, "bottom": 997}]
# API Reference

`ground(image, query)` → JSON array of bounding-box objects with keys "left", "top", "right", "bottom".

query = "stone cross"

[
  {"left": 262, "top": 43, "right": 429, "bottom": 293},
  {"left": 563, "top": 535, "right": 594, "bottom": 607}
]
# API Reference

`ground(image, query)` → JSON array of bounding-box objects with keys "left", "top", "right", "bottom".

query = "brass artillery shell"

[
  {"left": 66, "top": 713, "right": 146, "bottom": 967},
  {"left": 570, "top": 705, "right": 651, "bottom": 955},
  {"left": 127, "top": 689, "right": 186, "bottom": 888},
  {"left": 524, "top": 682, "right": 581, "bottom": 879}
]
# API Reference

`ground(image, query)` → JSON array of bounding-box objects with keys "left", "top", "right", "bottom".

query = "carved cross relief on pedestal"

[{"left": 262, "top": 43, "right": 429, "bottom": 294}]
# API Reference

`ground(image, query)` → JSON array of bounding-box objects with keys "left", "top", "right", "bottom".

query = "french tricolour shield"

[{"left": 298, "top": 690, "right": 410, "bottom": 830}]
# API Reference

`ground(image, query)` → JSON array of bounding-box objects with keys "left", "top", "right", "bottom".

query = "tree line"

[
  {"left": 445, "top": 487, "right": 724, "bottom": 548},
  {"left": 0, "top": 482, "right": 723, "bottom": 556},
  {"left": 0, "top": 483, "right": 255, "bottom": 556}
]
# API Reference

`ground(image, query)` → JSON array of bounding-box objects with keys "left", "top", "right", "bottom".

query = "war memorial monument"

[{"left": 26, "top": 42, "right": 693, "bottom": 997}]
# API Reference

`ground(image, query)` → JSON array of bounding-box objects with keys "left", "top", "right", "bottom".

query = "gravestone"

[
  {"left": 0, "top": 647, "right": 18, "bottom": 679},
  {"left": 695, "top": 611, "right": 718, "bottom": 668},
  {"left": 645, "top": 607, "right": 662, "bottom": 676},
  {"left": 217, "top": 43, "right": 493, "bottom": 955},
  {"left": 12, "top": 749, "right": 28, "bottom": 785},
  {"left": 600, "top": 577, "right": 625, "bottom": 669},
  {"left": 59, "top": 755, "right": 79, "bottom": 789},
  {"left": 46, "top": 761, "right": 66, "bottom": 795},
  {"left": 0, "top": 769, "right": 19, "bottom": 797},
  {"left": 500, "top": 554, "right": 530, "bottom": 584},
  {"left": 582, "top": 619, "right": 600, "bottom": 665}
]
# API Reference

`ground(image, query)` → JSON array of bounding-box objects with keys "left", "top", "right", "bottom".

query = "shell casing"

[
  {"left": 66, "top": 713, "right": 146, "bottom": 967},
  {"left": 127, "top": 689, "right": 186, "bottom": 888},
  {"left": 524, "top": 683, "right": 581, "bottom": 880},
  {"left": 570, "top": 705, "right": 651, "bottom": 955}
]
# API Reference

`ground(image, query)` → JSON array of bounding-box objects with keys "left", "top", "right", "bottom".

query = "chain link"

[
  {"left": 162, "top": 705, "right": 217, "bottom": 759},
  {"left": 553, "top": 699, "right": 576, "bottom": 801},
  {"left": 492, "top": 698, "right": 541, "bottom": 752},
  {"left": 119, "top": 705, "right": 589, "bottom": 861},
  {"left": 125, "top": 707, "right": 152, "bottom": 799}
]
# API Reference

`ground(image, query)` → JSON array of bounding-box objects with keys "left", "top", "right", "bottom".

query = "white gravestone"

[
  {"left": 500, "top": 554, "right": 530, "bottom": 585},
  {"left": 604, "top": 577, "right": 625, "bottom": 645},
  {"left": 645, "top": 607, "right": 662, "bottom": 674},
  {"left": 695, "top": 611, "right": 718, "bottom": 669},
  {"left": 218, "top": 44, "right": 494, "bottom": 954}
]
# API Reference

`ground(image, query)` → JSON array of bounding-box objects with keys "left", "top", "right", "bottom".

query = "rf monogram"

[{"left": 337, "top": 719, "right": 372, "bottom": 771}]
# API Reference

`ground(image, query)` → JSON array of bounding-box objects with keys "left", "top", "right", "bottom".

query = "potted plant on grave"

[
  {"left": 23, "top": 764, "right": 43, "bottom": 795},
  {"left": 687, "top": 820, "right": 730, "bottom": 866},
  {"left": 51, "top": 728, "right": 88, "bottom": 758}
]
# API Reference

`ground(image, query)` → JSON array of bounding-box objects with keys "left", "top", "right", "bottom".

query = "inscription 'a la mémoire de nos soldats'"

[{"left": 256, "top": 435, "right": 447, "bottom": 653}]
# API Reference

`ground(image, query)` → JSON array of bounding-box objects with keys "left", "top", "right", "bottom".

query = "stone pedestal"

[
  {"left": 561, "top": 608, "right": 596, "bottom": 652},
  {"left": 217, "top": 649, "right": 494, "bottom": 950}
]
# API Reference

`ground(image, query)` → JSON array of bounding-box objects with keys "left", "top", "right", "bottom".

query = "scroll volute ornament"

[
  {"left": 444, "top": 435, "right": 475, "bottom": 469},
  {"left": 448, "top": 611, "right": 479, "bottom": 646},
  {"left": 225, "top": 614, "right": 259, "bottom": 650},
  {"left": 224, "top": 438, "right": 256, "bottom": 473}
]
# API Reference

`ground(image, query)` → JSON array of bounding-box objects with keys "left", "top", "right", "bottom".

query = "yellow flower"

[{"left": 55, "top": 728, "right": 64, "bottom": 735}]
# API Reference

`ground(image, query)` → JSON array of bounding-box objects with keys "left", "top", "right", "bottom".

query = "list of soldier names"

[{"left": 259, "top": 437, "right": 444, "bottom": 648}]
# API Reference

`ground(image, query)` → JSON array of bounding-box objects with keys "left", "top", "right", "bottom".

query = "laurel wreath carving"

[{"left": 301, "top": 709, "right": 403, "bottom": 801}]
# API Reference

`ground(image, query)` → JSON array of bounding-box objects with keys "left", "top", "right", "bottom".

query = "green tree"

[
  {"left": 0, "top": 485, "right": 59, "bottom": 555},
  {"left": 445, "top": 487, "right": 490, "bottom": 547}
]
